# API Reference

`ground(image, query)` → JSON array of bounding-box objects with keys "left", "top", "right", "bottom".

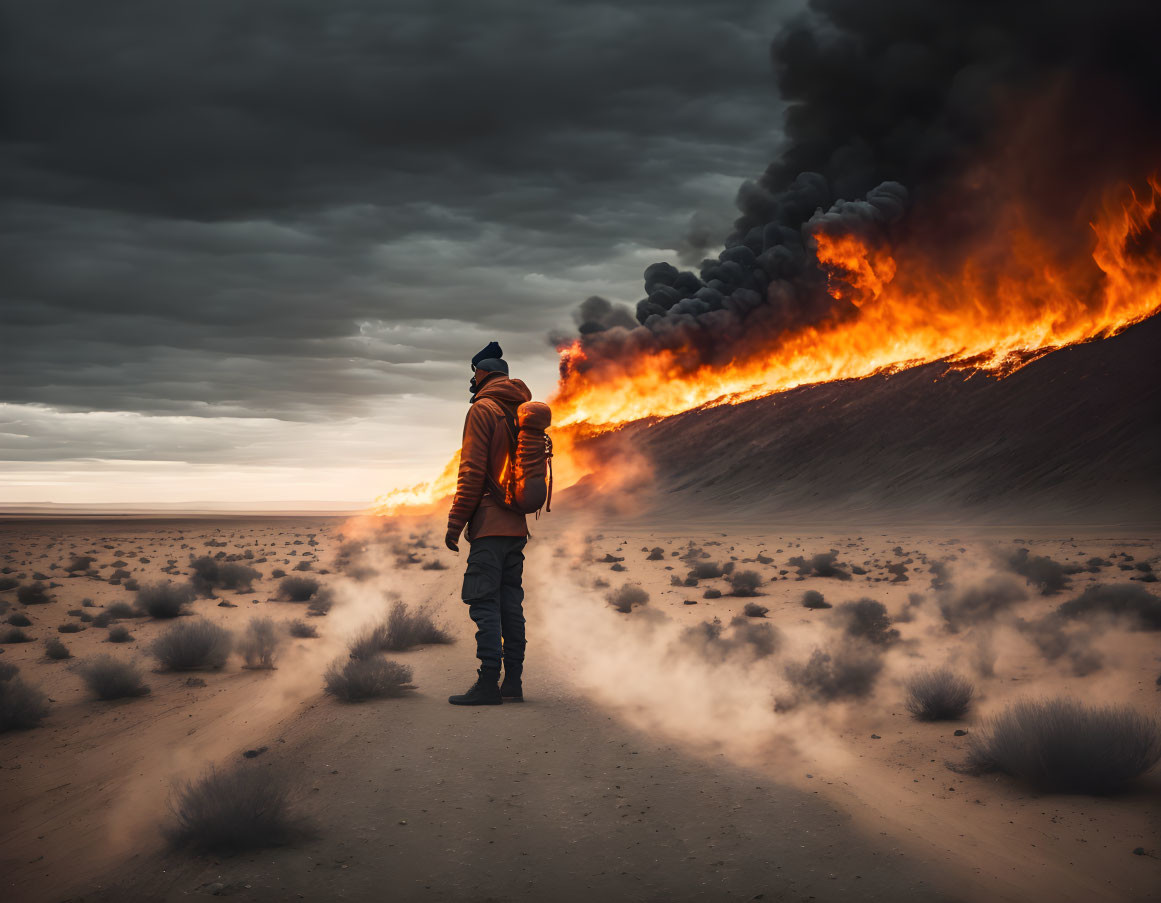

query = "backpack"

[{"left": 486, "top": 400, "right": 554, "bottom": 517}]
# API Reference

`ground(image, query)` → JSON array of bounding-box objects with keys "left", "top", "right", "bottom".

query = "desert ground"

[{"left": 1, "top": 515, "right": 1159, "bottom": 902}]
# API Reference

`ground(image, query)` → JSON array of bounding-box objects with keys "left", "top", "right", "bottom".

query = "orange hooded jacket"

[{"left": 446, "top": 371, "right": 533, "bottom": 541}]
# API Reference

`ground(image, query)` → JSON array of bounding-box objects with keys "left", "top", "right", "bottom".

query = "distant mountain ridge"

[{"left": 574, "top": 314, "right": 1161, "bottom": 525}]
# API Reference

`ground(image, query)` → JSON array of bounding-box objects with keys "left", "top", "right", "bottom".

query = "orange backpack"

[{"left": 488, "top": 401, "right": 554, "bottom": 516}]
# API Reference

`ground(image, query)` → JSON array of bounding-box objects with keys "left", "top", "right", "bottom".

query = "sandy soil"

[{"left": 1, "top": 516, "right": 1159, "bottom": 902}]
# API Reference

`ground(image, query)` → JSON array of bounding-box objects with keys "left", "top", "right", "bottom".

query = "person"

[{"left": 444, "top": 341, "right": 532, "bottom": 705}]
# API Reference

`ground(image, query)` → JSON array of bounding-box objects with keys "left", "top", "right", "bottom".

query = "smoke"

[{"left": 557, "top": 0, "right": 1161, "bottom": 385}]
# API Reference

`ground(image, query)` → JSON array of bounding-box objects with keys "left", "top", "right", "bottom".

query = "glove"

[{"left": 444, "top": 526, "right": 461, "bottom": 553}]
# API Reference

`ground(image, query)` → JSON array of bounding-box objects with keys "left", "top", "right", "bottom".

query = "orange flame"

[{"left": 373, "top": 176, "right": 1160, "bottom": 516}]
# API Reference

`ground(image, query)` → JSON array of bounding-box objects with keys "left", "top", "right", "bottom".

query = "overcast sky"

[{"left": 1, "top": 0, "right": 793, "bottom": 508}]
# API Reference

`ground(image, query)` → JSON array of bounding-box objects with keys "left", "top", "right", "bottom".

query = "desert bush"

[
  {"left": 680, "top": 616, "right": 780, "bottom": 663},
  {"left": 0, "top": 577, "right": 18, "bottom": 591},
  {"left": 837, "top": 598, "right": 900, "bottom": 645},
  {"left": 0, "top": 677, "right": 50, "bottom": 730},
  {"left": 742, "top": 602, "right": 769, "bottom": 618},
  {"left": 17, "top": 582, "right": 51, "bottom": 604},
  {"left": 323, "top": 656, "right": 414, "bottom": 702},
  {"left": 703, "top": 588, "right": 722, "bottom": 599},
  {"left": 44, "top": 637, "right": 71, "bottom": 660},
  {"left": 7, "top": 612, "right": 31, "bottom": 627},
  {"left": 292, "top": 560, "right": 312, "bottom": 572},
  {"left": 0, "top": 662, "right": 18, "bottom": 681},
  {"left": 1057, "top": 584, "right": 1161, "bottom": 630},
  {"left": 136, "top": 582, "right": 196, "bottom": 618},
  {"left": 967, "top": 698, "right": 1161, "bottom": 793},
  {"left": 646, "top": 547, "right": 665, "bottom": 561},
  {"left": 728, "top": 570, "right": 763, "bottom": 597},
  {"left": 904, "top": 668, "right": 974, "bottom": 720},
  {"left": 287, "top": 619, "right": 318, "bottom": 638},
  {"left": 1, "top": 627, "right": 32, "bottom": 644},
  {"left": 57, "top": 622, "right": 84, "bottom": 634},
  {"left": 76, "top": 656, "right": 151, "bottom": 699},
  {"left": 168, "top": 765, "right": 310, "bottom": 852},
  {"left": 65, "top": 555, "right": 95, "bottom": 572},
  {"left": 271, "top": 568, "right": 287, "bottom": 579},
  {"left": 151, "top": 619, "right": 233, "bottom": 670},
  {"left": 788, "top": 551, "right": 851, "bottom": 580},
  {"left": 375, "top": 601, "right": 453, "bottom": 652},
  {"left": 607, "top": 584, "right": 649, "bottom": 613},
  {"left": 277, "top": 576, "right": 320, "bottom": 602},
  {"left": 240, "top": 617, "right": 280, "bottom": 669},
  {"left": 420, "top": 559, "right": 447, "bottom": 571},
  {"left": 1002, "top": 548, "right": 1071, "bottom": 595},
  {"left": 688, "top": 561, "right": 726, "bottom": 579},
  {"left": 802, "top": 590, "right": 831, "bottom": 609},
  {"left": 107, "top": 625, "right": 134, "bottom": 643},
  {"left": 190, "top": 557, "right": 260, "bottom": 597},
  {"left": 91, "top": 612, "right": 112, "bottom": 628},
  {"left": 940, "top": 576, "right": 1027, "bottom": 630},
  {"left": 784, "top": 643, "right": 884, "bottom": 702},
  {"left": 106, "top": 601, "right": 137, "bottom": 619}
]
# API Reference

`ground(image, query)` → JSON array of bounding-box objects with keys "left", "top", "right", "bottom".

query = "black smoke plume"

[{"left": 559, "top": 1, "right": 1161, "bottom": 383}]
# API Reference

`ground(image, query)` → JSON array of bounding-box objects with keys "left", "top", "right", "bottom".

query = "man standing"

[{"left": 444, "top": 341, "right": 531, "bottom": 706}]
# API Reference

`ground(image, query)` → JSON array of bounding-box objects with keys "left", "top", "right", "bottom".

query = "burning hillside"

[{"left": 374, "top": 0, "right": 1161, "bottom": 516}]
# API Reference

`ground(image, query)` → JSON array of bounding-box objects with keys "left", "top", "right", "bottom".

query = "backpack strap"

[{"left": 478, "top": 398, "right": 520, "bottom": 509}]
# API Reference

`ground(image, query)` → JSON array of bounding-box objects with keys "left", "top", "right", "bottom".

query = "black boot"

[
  {"left": 448, "top": 667, "right": 502, "bottom": 706},
  {"left": 500, "top": 662, "right": 523, "bottom": 702}
]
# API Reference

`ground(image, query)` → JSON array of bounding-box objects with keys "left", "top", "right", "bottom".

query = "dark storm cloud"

[{"left": 0, "top": 0, "right": 788, "bottom": 441}]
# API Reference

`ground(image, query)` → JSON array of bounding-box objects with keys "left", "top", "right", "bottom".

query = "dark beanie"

[
  {"left": 474, "top": 357, "right": 509, "bottom": 375},
  {"left": 471, "top": 341, "right": 503, "bottom": 370}
]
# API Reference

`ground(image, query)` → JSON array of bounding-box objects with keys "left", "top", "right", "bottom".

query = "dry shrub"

[
  {"left": 784, "top": 643, "right": 883, "bottom": 702},
  {"left": 135, "top": 582, "right": 195, "bottom": 618},
  {"left": 7, "top": 612, "right": 31, "bottom": 626},
  {"left": 380, "top": 601, "right": 453, "bottom": 651},
  {"left": 17, "top": 583, "right": 52, "bottom": 605},
  {"left": 968, "top": 698, "right": 1161, "bottom": 793},
  {"left": 788, "top": 551, "right": 851, "bottom": 580},
  {"left": 680, "top": 616, "right": 781, "bottom": 663},
  {"left": 151, "top": 619, "right": 233, "bottom": 670},
  {"left": 57, "top": 622, "right": 84, "bottom": 634},
  {"left": 742, "top": 602, "right": 769, "bottom": 617},
  {"left": 646, "top": 547, "right": 665, "bottom": 560},
  {"left": 287, "top": 619, "right": 318, "bottom": 638},
  {"left": 107, "top": 624, "right": 134, "bottom": 643},
  {"left": 940, "top": 576, "right": 1027, "bottom": 629},
  {"left": 66, "top": 555, "right": 95, "bottom": 572},
  {"left": 0, "top": 662, "right": 17, "bottom": 681},
  {"left": 277, "top": 576, "right": 320, "bottom": 602},
  {"left": 688, "top": 561, "right": 727, "bottom": 579},
  {"left": 837, "top": 598, "right": 899, "bottom": 645},
  {"left": 0, "top": 676, "right": 49, "bottom": 731},
  {"left": 240, "top": 617, "right": 280, "bottom": 669},
  {"left": 1002, "top": 548, "right": 1072, "bottom": 595},
  {"left": 802, "top": 590, "right": 831, "bottom": 609},
  {"left": 607, "top": 584, "right": 649, "bottom": 613},
  {"left": 904, "top": 668, "right": 974, "bottom": 720},
  {"left": 729, "top": 571, "right": 763, "bottom": 597},
  {"left": 190, "top": 557, "right": 260, "bottom": 597},
  {"left": 323, "top": 657, "right": 414, "bottom": 702},
  {"left": 76, "top": 656, "right": 151, "bottom": 699},
  {"left": 168, "top": 765, "right": 310, "bottom": 852},
  {"left": 1, "top": 627, "right": 32, "bottom": 644},
  {"left": 1057, "top": 583, "right": 1161, "bottom": 630},
  {"left": 44, "top": 637, "right": 71, "bottom": 660}
]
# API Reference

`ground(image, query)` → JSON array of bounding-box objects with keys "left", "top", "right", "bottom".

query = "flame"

[
  {"left": 372, "top": 176, "right": 1160, "bottom": 515},
  {"left": 553, "top": 176, "right": 1161, "bottom": 429}
]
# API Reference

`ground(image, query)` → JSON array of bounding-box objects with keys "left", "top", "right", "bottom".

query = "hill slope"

[{"left": 576, "top": 314, "right": 1161, "bottom": 525}]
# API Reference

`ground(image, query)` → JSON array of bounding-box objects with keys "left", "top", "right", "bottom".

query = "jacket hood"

[{"left": 473, "top": 372, "right": 532, "bottom": 406}]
